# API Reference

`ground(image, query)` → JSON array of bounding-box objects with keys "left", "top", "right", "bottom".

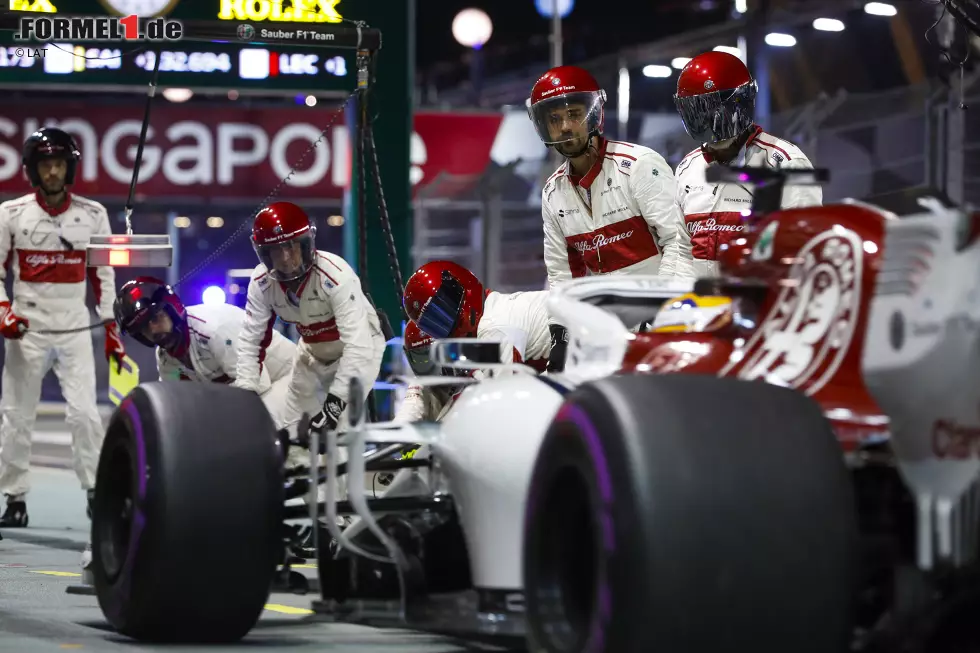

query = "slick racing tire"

[
  {"left": 523, "top": 374, "right": 858, "bottom": 653},
  {"left": 92, "top": 382, "right": 284, "bottom": 643}
]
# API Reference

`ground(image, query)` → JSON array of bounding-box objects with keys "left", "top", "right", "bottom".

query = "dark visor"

[{"left": 417, "top": 274, "right": 465, "bottom": 339}]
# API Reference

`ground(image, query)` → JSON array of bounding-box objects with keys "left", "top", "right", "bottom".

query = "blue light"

[
  {"left": 202, "top": 285, "right": 227, "bottom": 306},
  {"left": 535, "top": 0, "right": 574, "bottom": 19}
]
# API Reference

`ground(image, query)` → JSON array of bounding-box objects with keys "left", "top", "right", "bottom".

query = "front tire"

[
  {"left": 523, "top": 374, "right": 859, "bottom": 653},
  {"left": 92, "top": 382, "right": 285, "bottom": 642}
]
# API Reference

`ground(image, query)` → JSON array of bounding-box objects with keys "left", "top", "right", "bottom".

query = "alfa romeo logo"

[
  {"left": 237, "top": 24, "right": 255, "bottom": 41},
  {"left": 551, "top": 77, "right": 561, "bottom": 86},
  {"left": 721, "top": 227, "right": 864, "bottom": 396}
]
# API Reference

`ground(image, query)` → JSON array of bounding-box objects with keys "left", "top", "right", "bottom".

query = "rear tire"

[
  {"left": 523, "top": 374, "right": 858, "bottom": 653},
  {"left": 92, "top": 382, "right": 285, "bottom": 642}
]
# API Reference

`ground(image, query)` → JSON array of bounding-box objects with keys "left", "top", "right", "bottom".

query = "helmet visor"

[
  {"left": 528, "top": 91, "right": 604, "bottom": 146},
  {"left": 417, "top": 274, "right": 465, "bottom": 339},
  {"left": 254, "top": 232, "right": 315, "bottom": 282},
  {"left": 674, "top": 81, "right": 757, "bottom": 145}
]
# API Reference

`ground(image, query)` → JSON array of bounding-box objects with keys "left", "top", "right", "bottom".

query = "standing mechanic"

[
  {"left": 673, "top": 51, "right": 822, "bottom": 277},
  {"left": 402, "top": 260, "right": 551, "bottom": 372},
  {"left": 234, "top": 201, "right": 386, "bottom": 437},
  {"left": 112, "top": 277, "right": 310, "bottom": 430},
  {"left": 0, "top": 127, "right": 125, "bottom": 528},
  {"left": 526, "top": 64, "right": 695, "bottom": 371}
]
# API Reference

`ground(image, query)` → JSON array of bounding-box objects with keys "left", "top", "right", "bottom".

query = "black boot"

[{"left": 0, "top": 500, "right": 28, "bottom": 528}]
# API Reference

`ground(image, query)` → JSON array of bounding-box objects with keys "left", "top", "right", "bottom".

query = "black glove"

[
  {"left": 547, "top": 324, "right": 569, "bottom": 374},
  {"left": 310, "top": 393, "right": 347, "bottom": 433}
]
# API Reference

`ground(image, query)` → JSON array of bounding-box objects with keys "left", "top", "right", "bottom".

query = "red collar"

[
  {"left": 568, "top": 137, "right": 607, "bottom": 189},
  {"left": 35, "top": 190, "right": 72, "bottom": 216},
  {"left": 701, "top": 125, "right": 764, "bottom": 164}
]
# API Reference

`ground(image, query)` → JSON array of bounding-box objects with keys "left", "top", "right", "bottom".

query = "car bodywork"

[{"left": 313, "top": 176, "right": 980, "bottom": 649}]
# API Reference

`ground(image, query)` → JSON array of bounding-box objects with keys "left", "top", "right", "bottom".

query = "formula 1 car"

[{"left": 88, "top": 169, "right": 980, "bottom": 653}]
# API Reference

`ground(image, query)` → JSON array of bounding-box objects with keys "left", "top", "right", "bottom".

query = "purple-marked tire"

[
  {"left": 522, "top": 374, "right": 859, "bottom": 653},
  {"left": 91, "top": 381, "right": 285, "bottom": 642}
]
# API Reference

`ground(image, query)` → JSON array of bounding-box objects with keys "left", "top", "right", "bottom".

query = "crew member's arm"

[
  {"left": 631, "top": 151, "right": 696, "bottom": 279},
  {"left": 215, "top": 313, "right": 273, "bottom": 391},
  {"left": 779, "top": 152, "right": 823, "bottom": 208},
  {"left": 233, "top": 267, "right": 278, "bottom": 393},
  {"left": 0, "top": 204, "right": 28, "bottom": 340},
  {"left": 85, "top": 204, "right": 125, "bottom": 370},
  {"left": 322, "top": 271, "right": 384, "bottom": 409},
  {"left": 542, "top": 193, "right": 572, "bottom": 372},
  {"left": 393, "top": 384, "right": 428, "bottom": 423},
  {"left": 542, "top": 192, "right": 572, "bottom": 302}
]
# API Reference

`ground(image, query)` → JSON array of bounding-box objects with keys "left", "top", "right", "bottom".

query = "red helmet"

[
  {"left": 526, "top": 65, "right": 606, "bottom": 150},
  {"left": 403, "top": 260, "right": 485, "bottom": 339},
  {"left": 674, "top": 51, "right": 757, "bottom": 145},
  {"left": 113, "top": 276, "right": 190, "bottom": 357},
  {"left": 251, "top": 201, "right": 317, "bottom": 282}
]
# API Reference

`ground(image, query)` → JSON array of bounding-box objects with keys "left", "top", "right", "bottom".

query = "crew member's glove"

[
  {"left": 310, "top": 393, "right": 347, "bottom": 433},
  {"left": 105, "top": 322, "right": 126, "bottom": 373},
  {"left": 0, "top": 303, "right": 28, "bottom": 340},
  {"left": 546, "top": 324, "right": 569, "bottom": 374}
]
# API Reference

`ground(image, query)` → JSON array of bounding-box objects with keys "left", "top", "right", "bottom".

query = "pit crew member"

[
  {"left": 402, "top": 260, "right": 551, "bottom": 372},
  {"left": 0, "top": 127, "right": 125, "bottom": 528},
  {"left": 395, "top": 321, "right": 467, "bottom": 424},
  {"left": 234, "top": 201, "right": 386, "bottom": 437},
  {"left": 113, "top": 277, "right": 306, "bottom": 429},
  {"left": 527, "top": 64, "right": 695, "bottom": 371},
  {"left": 673, "top": 51, "right": 822, "bottom": 277}
]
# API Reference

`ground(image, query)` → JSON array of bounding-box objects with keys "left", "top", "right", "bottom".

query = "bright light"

[
  {"left": 734, "top": 0, "right": 747, "bottom": 13},
  {"left": 162, "top": 87, "right": 193, "bottom": 103},
  {"left": 202, "top": 286, "right": 227, "bottom": 306},
  {"left": 229, "top": 283, "right": 241, "bottom": 294},
  {"left": 534, "top": 0, "right": 574, "bottom": 19},
  {"left": 642, "top": 65, "right": 672, "bottom": 78},
  {"left": 864, "top": 2, "right": 896, "bottom": 16},
  {"left": 452, "top": 8, "right": 493, "bottom": 49},
  {"left": 173, "top": 216, "right": 191, "bottom": 228},
  {"left": 765, "top": 32, "right": 797, "bottom": 47},
  {"left": 206, "top": 216, "right": 224, "bottom": 228},
  {"left": 617, "top": 67, "right": 630, "bottom": 125},
  {"left": 108, "top": 249, "right": 130, "bottom": 266},
  {"left": 327, "top": 215, "right": 345, "bottom": 227},
  {"left": 813, "top": 17, "right": 845, "bottom": 31},
  {"left": 671, "top": 57, "right": 692, "bottom": 69},
  {"left": 304, "top": 95, "right": 317, "bottom": 107},
  {"left": 713, "top": 45, "right": 742, "bottom": 58}
]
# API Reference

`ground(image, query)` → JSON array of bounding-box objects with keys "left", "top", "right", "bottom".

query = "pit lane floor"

[{"left": 0, "top": 419, "right": 514, "bottom": 652}]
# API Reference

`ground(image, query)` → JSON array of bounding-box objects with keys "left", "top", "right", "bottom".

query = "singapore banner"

[{"left": 0, "top": 103, "right": 544, "bottom": 201}]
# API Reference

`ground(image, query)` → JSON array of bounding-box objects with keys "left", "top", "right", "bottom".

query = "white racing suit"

[
  {"left": 235, "top": 250, "right": 387, "bottom": 478},
  {"left": 155, "top": 303, "right": 305, "bottom": 429},
  {"left": 0, "top": 192, "right": 117, "bottom": 498},
  {"left": 542, "top": 138, "right": 696, "bottom": 324},
  {"left": 675, "top": 125, "right": 822, "bottom": 278}
]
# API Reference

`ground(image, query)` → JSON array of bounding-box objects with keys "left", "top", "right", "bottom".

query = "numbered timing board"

[{"left": 0, "top": 36, "right": 352, "bottom": 94}]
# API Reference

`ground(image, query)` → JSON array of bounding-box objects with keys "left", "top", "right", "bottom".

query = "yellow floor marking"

[
  {"left": 291, "top": 564, "right": 317, "bottom": 569},
  {"left": 30, "top": 571, "right": 81, "bottom": 577},
  {"left": 264, "top": 603, "right": 314, "bottom": 615},
  {"left": 59, "top": 645, "right": 84, "bottom": 649}
]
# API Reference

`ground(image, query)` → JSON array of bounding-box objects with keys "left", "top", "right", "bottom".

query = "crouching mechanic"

[
  {"left": 234, "top": 201, "right": 386, "bottom": 441},
  {"left": 673, "top": 51, "right": 821, "bottom": 277},
  {"left": 112, "top": 277, "right": 302, "bottom": 429},
  {"left": 395, "top": 321, "right": 468, "bottom": 424},
  {"left": 526, "top": 65, "right": 696, "bottom": 371},
  {"left": 0, "top": 127, "right": 125, "bottom": 529},
  {"left": 402, "top": 260, "right": 551, "bottom": 372}
]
